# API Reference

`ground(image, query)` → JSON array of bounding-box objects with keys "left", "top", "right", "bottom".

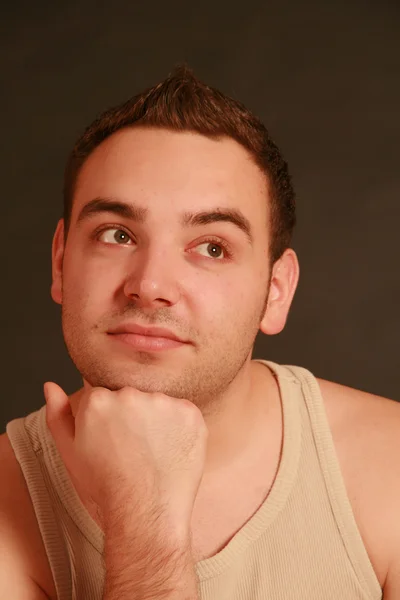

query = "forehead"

[{"left": 72, "top": 127, "right": 269, "bottom": 228}]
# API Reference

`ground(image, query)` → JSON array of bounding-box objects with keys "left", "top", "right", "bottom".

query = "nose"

[{"left": 123, "top": 245, "right": 181, "bottom": 309}]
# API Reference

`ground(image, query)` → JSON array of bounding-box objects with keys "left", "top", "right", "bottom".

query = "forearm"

[{"left": 101, "top": 503, "right": 200, "bottom": 600}]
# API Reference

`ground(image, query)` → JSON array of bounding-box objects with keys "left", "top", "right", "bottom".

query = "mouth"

[{"left": 107, "top": 331, "right": 187, "bottom": 352}]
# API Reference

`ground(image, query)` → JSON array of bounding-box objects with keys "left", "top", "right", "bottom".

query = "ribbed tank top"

[{"left": 6, "top": 360, "right": 383, "bottom": 600}]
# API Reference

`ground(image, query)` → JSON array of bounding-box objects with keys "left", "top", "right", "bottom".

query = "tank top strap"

[{"left": 275, "top": 362, "right": 382, "bottom": 599}]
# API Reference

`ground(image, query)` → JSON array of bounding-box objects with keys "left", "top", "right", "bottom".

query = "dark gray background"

[{"left": 1, "top": 0, "right": 399, "bottom": 430}]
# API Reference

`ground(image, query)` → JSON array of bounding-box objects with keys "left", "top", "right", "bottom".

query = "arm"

[
  {"left": 44, "top": 383, "right": 208, "bottom": 599},
  {"left": 381, "top": 455, "right": 400, "bottom": 599},
  {"left": 0, "top": 566, "right": 50, "bottom": 600},
  {"left": 102, "top": 504, "right": 200, "bottom": 600},
  {"left": 379, "top": 404, "right": 400, "bottom": 598},
  {"left": 383, "top": 561, "right": 400, "bottom": 600},
  {"left": 0, "top": 434, "right": 52, "bottom": 600}
]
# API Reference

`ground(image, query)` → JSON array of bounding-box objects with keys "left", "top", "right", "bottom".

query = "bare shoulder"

[
  {"left": 0, "top": 432, "right": 57, "bottom": 599},
  {"left": 316, "top": 377, "right": 400, "bottom": 591}
]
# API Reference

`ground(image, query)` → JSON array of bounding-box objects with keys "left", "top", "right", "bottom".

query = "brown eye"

[
  {"left": 195, "top": 241, "right": 226, "bottom": 259},
  {"left": 98, "top": 228, "right": 133, "bottom": 245}
]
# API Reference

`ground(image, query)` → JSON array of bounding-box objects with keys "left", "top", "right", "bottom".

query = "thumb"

[{"left": 44, "top": 381, "right": 75, "bottom": 450}]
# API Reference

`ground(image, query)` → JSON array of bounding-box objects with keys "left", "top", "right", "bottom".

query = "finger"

[{"left": 44, "top": 381, "right": 75, "bottom": 450}]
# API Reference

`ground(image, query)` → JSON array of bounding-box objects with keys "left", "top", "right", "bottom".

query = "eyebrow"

[{"left": 76, "top": 197, "right": 254, "bottom": 245}]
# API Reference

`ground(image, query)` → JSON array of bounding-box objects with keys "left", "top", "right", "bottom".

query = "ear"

[
  {"left": 50, "top": 219, "right": 65, "bottom": 305},
  {"left": 259, "top": 248, "right": 300, "bottom": 335}
]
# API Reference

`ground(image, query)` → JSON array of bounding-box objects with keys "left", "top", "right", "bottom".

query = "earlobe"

[
  {"left": 50, "top": 219, "right": 65, "bottom": 305},
  {"left": 259, "top": 248, "right": 300, "bottom": 336}
]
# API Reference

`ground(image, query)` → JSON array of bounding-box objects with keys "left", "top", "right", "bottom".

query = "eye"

[
  {"left": 95, "top": 228, "right": 231, "bottom": 259},
  {"left": 195, "top": 239, "right": 230, "bottom": 260},
  {"left": 97, "top": 228, "right": 133, "bottom": 245}
]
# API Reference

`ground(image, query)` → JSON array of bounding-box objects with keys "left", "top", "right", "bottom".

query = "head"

[{"left": 51, "top": 65, "right": 299, "bottom": 410}]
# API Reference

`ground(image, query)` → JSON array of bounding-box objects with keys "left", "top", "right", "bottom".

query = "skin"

[
  {"left": 50, "top": 125, "right": 299, "bottom": 479},
  {"left": 4, "top": 125, "right": 400, "bottom": 597}
]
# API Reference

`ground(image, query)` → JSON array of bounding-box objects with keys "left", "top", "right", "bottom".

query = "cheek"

[
  {"left": 195, "top": 271, "right": 255, "bottom": 323},
  {"left": 62, "top": 253, "right": 123, "bottom": 314}
]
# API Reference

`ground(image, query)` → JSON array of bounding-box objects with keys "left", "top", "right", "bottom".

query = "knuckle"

[
  {"left": 87, "top": 387, "right": 109, "bottom": 409},
  {"left": 89, "top": 387, "right": 108, "bottom": 399},
  {"left": 151, "top": 392, "right": 170, "bottom": 404},
  {"left": 118, "top": 386, "right": 139, "bottom": 402}
]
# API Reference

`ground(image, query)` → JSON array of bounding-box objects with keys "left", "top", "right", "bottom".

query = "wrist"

[
  {"left": 103, "top": 501, "right": 192, "bottom": 548},
  {"left": 103, "top": 492, "right": 192, "bottom": 539},
  {"left": 102, "top": 512, "right": 198, "bottom": 600}
]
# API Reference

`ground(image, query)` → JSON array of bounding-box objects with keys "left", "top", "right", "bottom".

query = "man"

[{"left": 0, "top": 65, "right": 399, "bottom": 599}]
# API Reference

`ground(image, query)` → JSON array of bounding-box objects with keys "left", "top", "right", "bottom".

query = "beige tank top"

[{"left": 6, "top": 360, "right": 382, "bottom": 600}]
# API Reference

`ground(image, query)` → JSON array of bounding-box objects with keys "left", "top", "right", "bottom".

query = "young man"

[{"left": 1, "top": 65, "right": 399, "bottom": 599}]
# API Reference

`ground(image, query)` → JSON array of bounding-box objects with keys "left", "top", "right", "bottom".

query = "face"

[{"left": 52, "top": 127, "right": 285, "bottom": 411}]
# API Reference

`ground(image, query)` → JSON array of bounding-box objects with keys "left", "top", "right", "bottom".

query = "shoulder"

[
  {"left": 316, "top": 377, "right": 400, "bottom": 453},
  {"left": 316, "top": 378, "right": 400, "bottom": 592},
  {"left": 0, "top": 432, "right": 57, "bottom": 599}
]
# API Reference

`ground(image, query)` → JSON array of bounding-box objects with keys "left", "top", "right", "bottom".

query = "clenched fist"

[{"left": 44, "top": 382, "right": 209, "bottom": 532}]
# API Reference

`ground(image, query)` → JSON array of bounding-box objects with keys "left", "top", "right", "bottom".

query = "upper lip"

[{"left": 108, "top": 322, "right": 187, "bottom": 343}]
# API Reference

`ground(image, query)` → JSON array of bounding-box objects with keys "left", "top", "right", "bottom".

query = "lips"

[{"left": 108, "top": 322, "right": 186, "bottom": 343}]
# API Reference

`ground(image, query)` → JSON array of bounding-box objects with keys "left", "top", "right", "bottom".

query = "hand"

[{"left": 44, "top": 382, "right": 209, "bottom": 532}]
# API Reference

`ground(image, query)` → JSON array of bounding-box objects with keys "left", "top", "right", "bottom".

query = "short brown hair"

[{"left": 63, "top": 64, "right": 296, "bottom": 264}]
